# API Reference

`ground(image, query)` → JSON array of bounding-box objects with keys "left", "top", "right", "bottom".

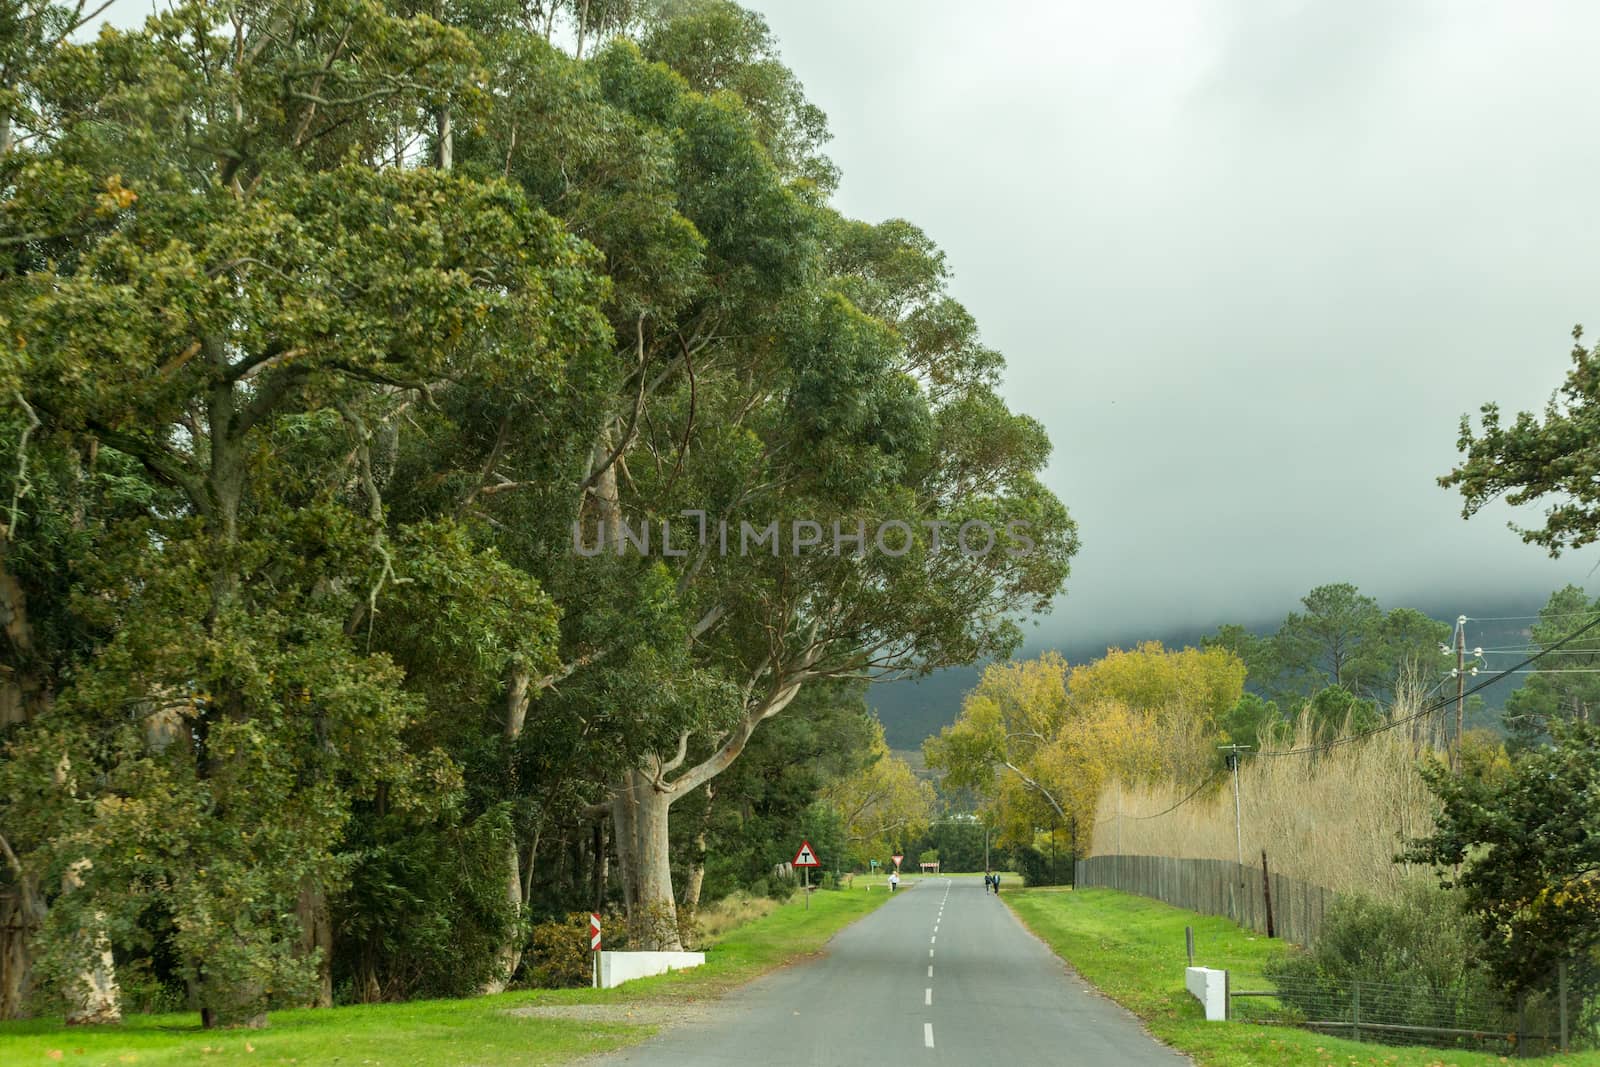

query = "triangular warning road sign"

[{"left": 792, "top": 840, "right": 820, "bottom": 867}]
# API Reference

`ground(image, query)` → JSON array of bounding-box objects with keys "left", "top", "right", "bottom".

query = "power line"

[
  {"left": 1475, "top": 648, "right": 1600, "bottom": 655},
  {"left": 1261, "top": 613, "right": 1600, "bottom": 759},
  {"left": 1110, "top": 616, "right": 1600, "bottom": 821},
  {"left": 1465, "top": 611, "right": 1600, "bottom": 623},
  {"left": 1122, "top": 769, "right": 1227, "bottom": 820}
]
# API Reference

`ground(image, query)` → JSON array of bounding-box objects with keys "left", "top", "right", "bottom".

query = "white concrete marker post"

[{"left": 1184, "top": 966, "right": 1227, "bottom": 1021}]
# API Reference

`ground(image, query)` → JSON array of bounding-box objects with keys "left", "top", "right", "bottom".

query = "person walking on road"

[
  {"left": 992, "top": 873, "right": 1001, "bottom": 895},
  {"left": 984, "top": 871, "right": 993, "bottom": 894},
  {"left": 888, "top": 871, "right": 899, "bottom": 893}
]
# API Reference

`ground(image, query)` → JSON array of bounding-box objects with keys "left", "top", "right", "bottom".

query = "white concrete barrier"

[
  {"left": 597, "top": 950, "right": 706, "bottom": 989},
  {"left": 1185, "top": 966, "right": 1227, "bottom": 1021}
]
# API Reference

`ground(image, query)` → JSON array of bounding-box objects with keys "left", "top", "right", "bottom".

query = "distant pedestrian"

[
  {"left": 992, "top": 873, "right": 1001, "bottom": 895},
  {"left": 984, "top": 872, "right": 993, "bottom": 893},
  {"left": 889, "top": 871, "right": 900, "bottom": 893}
]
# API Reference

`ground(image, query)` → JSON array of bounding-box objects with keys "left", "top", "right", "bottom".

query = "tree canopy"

[{"left": 0, "top": 0, "right": 1074, "bottom": 1023}]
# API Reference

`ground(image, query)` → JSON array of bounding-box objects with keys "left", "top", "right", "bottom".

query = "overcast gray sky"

[
  {"left": 92, "top": 0, "right": 1600, "bottom": 647},
  {"left": 744, "top": 0, "right": 1600, "bottom": 645}
]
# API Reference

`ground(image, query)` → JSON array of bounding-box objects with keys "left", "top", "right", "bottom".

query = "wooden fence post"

[{"left": 1260, "top": 849, "right": 1275, "bottom": 939}]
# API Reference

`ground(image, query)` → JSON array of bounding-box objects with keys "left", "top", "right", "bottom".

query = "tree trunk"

[
  {"left": 574, "top": 0, "right": 592, "bottom": 59},
  {"left": 605, "top": 683, "right": 805, "bottom": 953},
  {"left": 431, "top": 2, "right": 452, "bottom": 170},
  {"left": 0, "top": 872, "right": 43, "bottom": 1020},
  {"left": 61, "top": 861, "right": 120, "bottom": 1026},
  {"left": 480, "top": 839, "right": 523, "bottom": 995},
  {"left": 0, "top": 528, "right": 45, "bottom": 729},
  {"left": 611, "top": 769, "right": 681, "bottom": 951},
  {"left": 295, "top": 880, "right": 333, "bottom": 1008},
  {"left": 680, "top": 786, "right": 714, "bottom": 918},
  {"left": 435, "top": 106, "right": 452, "bottom": 170},
  {"left": 592, "top": 821, "right": 608, "bottom": 914},
  {"left": 482, "top": 668, "right": 532, "bottom": 994}
]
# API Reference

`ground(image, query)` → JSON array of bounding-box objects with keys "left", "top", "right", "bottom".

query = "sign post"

[
  {"left": 589, "top": 913, "right": 602, "bottom": 988},
  {"left": 792, "top": 840, "right": 820, "bottom": 910}
]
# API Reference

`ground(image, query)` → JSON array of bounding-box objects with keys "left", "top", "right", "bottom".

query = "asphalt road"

[{"left": 593, "top": 876, "right": 1191, "bottom": 1066}]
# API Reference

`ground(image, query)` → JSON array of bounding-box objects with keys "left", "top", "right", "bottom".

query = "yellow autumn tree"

[
  {"left": 925, "top": 644, "right": 1244, "bottom": 853},
  {"left": 1067, "top": 641, "right": 1245, "bottom": 784},
  {"left": 826, "top": 722, "right": 934, "bottom": 863}
]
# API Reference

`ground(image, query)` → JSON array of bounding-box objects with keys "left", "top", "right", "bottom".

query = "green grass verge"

[
  {"left": 1006, "top": 886, "right": 1600, "bottom": 1067},
  {"left": 0, "top": 886, "right": 891, "bottom": 1067}
]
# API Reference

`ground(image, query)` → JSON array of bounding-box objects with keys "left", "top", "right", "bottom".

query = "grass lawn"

[
  {"left": 0, "top": 885, "right": 890, "bottom": 1067},
  {"left": 1006, "top": 886, "right": 1600, "bottom": 1067}
]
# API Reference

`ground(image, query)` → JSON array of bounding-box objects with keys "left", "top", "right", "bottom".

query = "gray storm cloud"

[{"left": 749, "top": 0, "right": 1600, "bottom": 643}]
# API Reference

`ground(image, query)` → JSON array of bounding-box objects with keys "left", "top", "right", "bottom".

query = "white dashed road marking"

[
  {"left": 924, "top": 1022, "right": 935, "bottom": 1048},
  {"left": 924, "top": 987, "right": 932, "bottom": 1006}
]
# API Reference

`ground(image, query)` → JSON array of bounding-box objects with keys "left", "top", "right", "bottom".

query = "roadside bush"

[
  {"left": 525, "top": 913, "right": 593, "bottom": 989},
  {"left": 1016, "top": 846, "right": 1071, "bottom": 887},
  {"left": 1264, "top": 882, "right": 1507, "bottom": 1032},
  {"left": 114, "top": 959, "right": 185, "bottom": 1015}
]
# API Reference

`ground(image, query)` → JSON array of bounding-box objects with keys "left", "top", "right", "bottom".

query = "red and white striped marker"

[{"left": 589, "top": 913, "right": 602, "bottom": 952}]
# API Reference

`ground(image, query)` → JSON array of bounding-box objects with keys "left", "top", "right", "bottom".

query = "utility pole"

[
  {"left": 1219, "top": 744, "right": 1251, "bottom": 880},
  {"left": 1455, "top": 616, "right": 1466, "bottom": 767}
]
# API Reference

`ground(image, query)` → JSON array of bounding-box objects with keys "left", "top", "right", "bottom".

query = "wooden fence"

[{"left": 1074, "top": 854, "right": 1332, "bottom": 947}]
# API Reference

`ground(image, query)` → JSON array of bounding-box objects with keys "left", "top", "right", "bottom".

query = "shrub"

[
  {"left": 1016, "top": 846, "right": 1070, "bottom": 886},
  {"left": 1264, "top": 882, "right": 1507, "bottom": 1033},
  {"left": 115, "top": 958, "right": 185, "bottom": 1015},
  {"left": 525, "top": 913, "right": 593, "bottom": 989}
]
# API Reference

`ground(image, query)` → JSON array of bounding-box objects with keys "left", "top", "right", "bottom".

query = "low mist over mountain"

[{"left": 869, "top": 592, "right": 1561, "bottom": 749}]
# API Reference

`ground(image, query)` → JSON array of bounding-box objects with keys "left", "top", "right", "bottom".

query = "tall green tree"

[
  {"left": 1503, "top": 585, "right": 1600, "bottom": 751},
  {"left": 460, "top": 27, "right": 1076, "bottom": 947},
  {"left": 2, "top": 0, "right": 611, "bottom": 1024},
  {"left": 1207, "top": 584, "right": 1449, "bottom": 709},
  {"left": 1443, "top": 325, "right": 1600, "bottom": 555},
  {"left": 1401, "top": 723, "right": 1600, "bottom": 997}
]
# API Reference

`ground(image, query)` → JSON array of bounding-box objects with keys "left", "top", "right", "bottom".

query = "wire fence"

[{"left": 1229, "top": 971, "right": 1579, "bottom": 1056}]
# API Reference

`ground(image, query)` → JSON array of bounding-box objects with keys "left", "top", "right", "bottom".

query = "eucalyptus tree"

[
  {"left": 448, "top": 6, "right": 1075, "bottom": 946},
  {"left": 1, "top": 0, "right": 611, "bottom": 1024},
  {"left": 563, "top": 55, "right": 1075, "bottom": 947}
]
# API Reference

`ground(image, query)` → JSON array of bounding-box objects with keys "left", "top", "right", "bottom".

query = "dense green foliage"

[
  {"left": 1401, "top": 723, "right": 1600, "bottom": 999},
  {"left": 1204, "top": 582, "right": 1451, "bottom": 746},
  {"left": 1262, "top": 882, "right": 1506, "bottom": 1032},
  {"left": 1503, "top": 585, "right": 1600, "bottom": 750},
  {"left": 1443, "top": 325, "right": 1600, "bottom": 556},
  {"left": 0, "top": 0, "right": 1072, "bottom": 1026}
]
